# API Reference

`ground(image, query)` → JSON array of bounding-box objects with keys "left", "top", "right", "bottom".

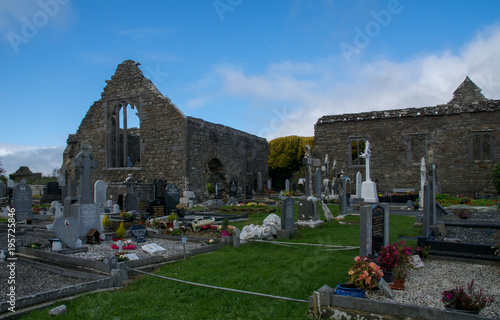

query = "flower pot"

[
  {"left": 335, "top": 284, "right": 366, "bottom": 298},
  {"left": 389, "top": 279, "right": 405, "bottom": 290},
  {"left": 383, "top": 270, "right": 393, "bottom": 283},
  {"left": 139, "top": 219, "right": 146, "bottom": 225}
]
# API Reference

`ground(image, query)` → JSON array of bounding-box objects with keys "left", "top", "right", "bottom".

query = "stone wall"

[
  {"left": 186, "top": 117, "right": 269, "bottom": 201},
  {"left": 63, "top": 60, "right": 268, "bottom": 204},
  {"left": 314, "top": 77, "right": 500, "bottom": 197}
]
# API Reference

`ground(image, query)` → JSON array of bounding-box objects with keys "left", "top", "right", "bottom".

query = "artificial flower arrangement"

[
  {"left": 347, "top": 256, "right": 384, "bottom": 291},
  {"left": 121, "top": 210, "right": 139, "bottom": 220},
  {"left": 414, "top": 245, "right": 431, "bottom": 258},
  {"left": 111, "top": 239, "right": 136, "bottom": 250},
  {"left": 149, "top": 218, "right": 168, "bottom": 229},
  {"left": 441, "top": 280, "right": 494, "bottom": 312}
]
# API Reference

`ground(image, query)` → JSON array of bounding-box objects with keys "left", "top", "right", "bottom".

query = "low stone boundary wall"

[{"left": 310, "top": 289, "right": 491, "bottom": 320}]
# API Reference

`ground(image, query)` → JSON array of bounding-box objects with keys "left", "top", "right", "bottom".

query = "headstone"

[
  {"left": 74, "top": 203, "right": 101, "bottom": 237},
  {"left": 70, "top": 144, "right": 102, "bottom": 238},
  {"left": 422, "top": 182, "right": 432, "bottom": 238},
  {"left": 315, "top": 168, "right": 321, "bottom": 198},
  {"left": 360, "top": 141, "right": 378, "bottom": 203},
  {"left": 281, "top": 197, "right": 295, "bottom": 229},
  {"left": 419, "top": 157, "right": 426, "bottom": 210},
  {"left": 0, "top": 180, "right": 5, "bottom": 198},
  {"left": 303, "top": 145, "right": 313, "bottom": 196},
  {"left": 257, "top": 171, "right": 263, "bottom": 192},
  {"left": 153, "top": 179, "right": 167, "bottom": 200},
  {"left": 298, "top": 196, "right": 319, "bottom": 221},
  {"left": 53, "top": 217, "right": 80, "bottom": 249},
  {"left": 149, "top": 199, "right": 167, "bottom": 217},
  {"left": 359, "top": 204, "right": 389, "bottom": 257},
  {"left": 356, "top": 171, "right": 362, "bottom": 198},
  {"left": 229, "top": 180, "right": 237, "bottom": 198},
  {"left": 94, "top": 180, "right": 107, "bottom": 212},
  {"left": 7, "top": 179, "right": 14, "bottom": 188},
  {"left": 42, "top": 181, "right": 61, "bottom": 203},
  {"left": 123, "top": 174, "right": 139, "bottom": 211},
  {"left": 267, "top": 178, "right": 272, "bottom": 190},
  {"left": 214, "top": 182, "right": 222, "bottom": 199},
  {"left": 165, "top": 184, "right": 180, "bottom": 214},
  {"left": 245, "top": 185, "right": 253, "bottom": 200},
  {"left": 73, "top": 143, "right": 98, "bottom": 203},
  {"left": 13, "top": 179, "right": 33, "bottom": 222},
  {"left": 130, "top": 225, "right": 147, "bottom": 243},
  {"left": 285, "top": 179, "right": 290, "bottom": 192}
]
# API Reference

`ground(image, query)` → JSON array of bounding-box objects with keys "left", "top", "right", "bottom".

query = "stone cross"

[
  {"left": 73, "top": 143, "right": 98, "bottom": 203},
  {"left": 419, "top": 157, "right": 426, "bottom": 210},
  {"left": 360, "top": 140, "right": 372, "bottom": 182},
  {"left": 304, "top": 144, "right": 313, "bottom": 197}
]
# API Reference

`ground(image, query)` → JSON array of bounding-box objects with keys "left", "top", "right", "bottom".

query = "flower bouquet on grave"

[
  {"left": 441, "top": 280, "right": 494, "bottom": 313},
  {"left": 111, "top": 239, "right": 136, "bottom": 250},
  {"left": 121, "top": 210, "right": 139, "bottom": 222}
]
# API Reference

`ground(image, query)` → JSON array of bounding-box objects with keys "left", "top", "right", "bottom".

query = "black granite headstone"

[
  {"left": 13, "top": 180, "right": 33, "bottom": 222},
  {"left": 153, "top": 179, "right": 167, "bottom": 200},
  {"left": 245, "top": 185, "right": 252, "bottom": 200},
  {"left": 149, "top": 199, "right": 167, "bottom": 217},
  {"left": 229, "top": 180, "right": 237, "bottom": 198},
  {"left": 371, "top": 205, "right": 385, "bottom": 253},
  {"left": 165, "top": 184, "right": 180, "bottom": 214}
]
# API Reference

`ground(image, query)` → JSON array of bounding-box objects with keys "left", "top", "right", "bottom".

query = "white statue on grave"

[{"left": 360, "top": 140, "right": 378, "bottom": 203}]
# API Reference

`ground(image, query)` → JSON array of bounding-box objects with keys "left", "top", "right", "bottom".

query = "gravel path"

[{"left": 368, "top": 259, "right": 500, "bottom": 319}]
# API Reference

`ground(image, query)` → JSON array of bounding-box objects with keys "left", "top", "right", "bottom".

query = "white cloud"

[
  {"left": 0, "top": 143, "right": 65, "bottom": 176},
  {"left": 208, "top": 24, "right": 500, "bottom": 140}
]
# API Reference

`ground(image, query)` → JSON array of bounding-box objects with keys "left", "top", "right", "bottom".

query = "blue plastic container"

[{"left": 336, "top": 284, "right": 366, "bottom": 298}]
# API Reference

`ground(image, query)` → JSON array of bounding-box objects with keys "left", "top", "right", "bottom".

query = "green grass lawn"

[{"left": 21, "top": 204, "right": 422, "bottom": 320}]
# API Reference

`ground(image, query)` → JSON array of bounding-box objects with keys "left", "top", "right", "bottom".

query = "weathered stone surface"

[
  {"left": 314, "top": 77, "right": 499, "bottom": 197},
  {"left": 62, "top": 60, "right": 268, "bottom": 203}
]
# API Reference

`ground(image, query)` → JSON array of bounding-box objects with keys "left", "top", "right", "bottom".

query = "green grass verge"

[{"left": 21, "top": 204, "right": 421, "bottom": 320}]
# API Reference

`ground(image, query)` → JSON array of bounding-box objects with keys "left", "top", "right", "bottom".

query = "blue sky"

[{"left": 1, "top": 0, "right": 500, "bottom": 176}]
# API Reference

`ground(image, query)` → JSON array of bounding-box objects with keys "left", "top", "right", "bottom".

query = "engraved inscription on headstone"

[
  {"left": 78, "top": 203, "right": 101, "bottom": 237},
  {"left": 372, "top": 205, "right": 385, "bottom": 253},
  {"left": 165, "top": 184, "right": 180, "bottom": 214},
  {"left": 281, "top": 197, "right": 295, "bottom": 229},
  {"left": 149, "top": 199, "right": 166, "bottom": 217},
  {"left": 13, "top": 180, "right": 33, "bottom": 222},
  {"left": 153, "top": 179, "right": 167, "bottom": 200}
]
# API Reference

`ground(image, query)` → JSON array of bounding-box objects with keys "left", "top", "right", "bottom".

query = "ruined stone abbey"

[
  {"left": 314, "top": 77, "right": 499, "bottom": 197},
  {"left": 63, "top": 60, "right": 269, "bottom": 203}
]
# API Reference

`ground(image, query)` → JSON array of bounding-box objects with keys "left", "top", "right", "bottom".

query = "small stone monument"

[
  {"left": 296, "top": 145, "right": 323, "bottom": 228},
  {"left": 277, "top": 197, "right": 297, "bottom": 239},
  {"left": 360, "top": 141, "right": 378, "bottom": 203},
  {"left": 153, "top": 179, "right": 167, "bottom": 200},
  {"left": 229, "top": 180, "right": 237, "bottom": 198},
  {"left": 94, "top": 180, "right": 107, "bottom": 212},
  {"left": 67, "top": 143, "right": 102, "bottom": 239},
  {"left": 13, "top": 179, "right": 33, "bottom": 222},
  {"left": 245, "top": 185, "right": 253, "bottom": 200},
  {"left": 285, "top": 179, "right": 290, "bottom": 193},
  {"left": 165, "top": 184, "right": 180, "bottom": 214},
  {"left": 123, "top": 174, "right": 139, "bottom": 211},
  {"left": 315, "top": 168, "right": 321, "bottom": 198}
]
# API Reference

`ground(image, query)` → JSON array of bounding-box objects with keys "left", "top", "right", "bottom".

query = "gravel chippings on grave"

[
  {"left": 0, "top": 261, "right": 91, "bottom": 302},
  {"left": 63, "top": 238, "right": 204, "bottom": 261},
  {"left": 368, "top": 259, "right": 500, "bottom": 319}
]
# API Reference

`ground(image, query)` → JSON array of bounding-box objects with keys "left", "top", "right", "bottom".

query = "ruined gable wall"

[
  {"left": 314, "top": 101, "right": 500, "bottom": 197},
  {"left": 63, "top": 60, "right": 187, "bottom": 202},
  {"left": 186, "top": 117, "right": 269, "bottom": 201}
]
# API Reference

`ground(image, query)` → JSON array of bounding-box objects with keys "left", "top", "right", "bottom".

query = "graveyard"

[{"left": 0, "top": 139, "right": 499, "bottom": 319}]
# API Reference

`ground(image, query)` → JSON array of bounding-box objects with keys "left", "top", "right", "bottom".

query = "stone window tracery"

[
  {"left": 348, "top": 138, "right": 366, "bottom": 168},
  {"left": 107, "top": 101, "right": 141, "bottom": 168},
  {"left": 471, "top": 131, "right": 493, "bottom": 161}
]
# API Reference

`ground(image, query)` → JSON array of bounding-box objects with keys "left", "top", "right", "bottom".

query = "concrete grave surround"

[
  {"left": 314, "top": 77, "right": 500, "bottom": 197},
  {"left": 62, "top": 60, "right": 268, "bottom": 205}
]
